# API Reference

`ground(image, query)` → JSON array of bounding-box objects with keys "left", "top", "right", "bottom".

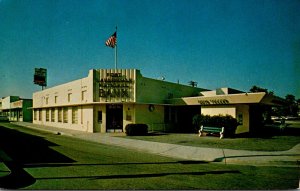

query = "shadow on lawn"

[
  {"left": 214, "top": 153, "right": 300, "bottom": 163},
  {"left": 0, "top": 126, "right": 75, "bottom": 189},
  {"left": 23, "top": 160, "right": 209, "bottom": 169},
  {"left": 235, "top": 125, "right": 300, "bottom": 139},
  {"left": 35, "top": 169, "right": 241, "bottom": 181}
]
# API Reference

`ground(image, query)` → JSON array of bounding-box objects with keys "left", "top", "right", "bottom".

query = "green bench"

[{"left": 198, "top": 125, "right": 225, "bottom": 139}]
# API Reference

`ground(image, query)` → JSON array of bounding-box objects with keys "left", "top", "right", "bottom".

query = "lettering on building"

[
  {"left": 99, "top": 73, "right": 133, "bottom": 99},
  {"left": 11, "top": 100, "right": 23, "bottom": 108},
  {"left": 197, "top": 99, "right": 229, "bottom": 105}
]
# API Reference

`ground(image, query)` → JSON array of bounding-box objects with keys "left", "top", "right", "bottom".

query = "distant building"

[
  {"left": 0, "top": 96, "right": 33, "bottom": 122},
  {"left": 32, "top": 69, "right": 283, "bottom": 134}
]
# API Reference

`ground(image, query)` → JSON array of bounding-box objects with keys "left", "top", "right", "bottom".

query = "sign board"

[
  {"left": 34, "top": 68, "right": 47, "bottom": 87},
  {"left": 11, "top": 100, "right": 23, "bottom": 108},
  {"left": 197, "top": 99, "right": 230, "bottom": 105},
  {"left": 99, "top": 72, "right": 133, "bottom": 101}
]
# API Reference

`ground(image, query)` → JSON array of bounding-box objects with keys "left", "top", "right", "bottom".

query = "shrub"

[
  {"left": 192, "top": 114, "right": 239, "bottom": 137},
  {"left": 125, "top": 124, "right": 148, "bottom": 136}
]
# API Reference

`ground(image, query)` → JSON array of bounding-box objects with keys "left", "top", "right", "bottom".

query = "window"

[
  {"left": 46, "top": 109, "right": 49, "bottom": 121},
  {"left": 34, "top": 109, "right": 37, "bottom": 120},
  {"left": 98, "top": 111, "right": 102, "bottom": 123},
  {"left": 81, "top": 91, "right": 87, "bottom": 101},
  {"left": 72, "top": 107, "right": 78, "bottom": 124},
  {"left": 39, "top": 109, "right": 42, "bottom": 121},
  {"left": 63, "top": 107, "right": 68, "bottom": 123},
  {"left": 81, "top": 106, "right": 83, "bottom": 124},
  {"left": 19, "top": 110, "right": 23, "bottom": 118},
  {"left": 164, "top": 106, "right": 177, "bottom": 123},
  {"left": 58, "top": 107, "right": 62, "bottom": 122},
  {"left": 46, "top": 97, "right": 49, "bottom": 104},
  {"left": 238, "top": 114, "right": 243, "bottom": 125},
  {"left": 68, "top": 93, "right": 72, "bottom": 102},
  {"left": 54, "top": 96, "right": 58, "bottom": 104},
  {"left": 51, "top": 108, "right": 55, "bottom": 122}
]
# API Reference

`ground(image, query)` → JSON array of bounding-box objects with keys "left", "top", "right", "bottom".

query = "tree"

[
  {"left": 249, "top": 86, "right": 299, "bottom": 117},
  {"left": 249, "top": 86, "right": 274, "bottom": 123},
  {"left": 249, "top": 85, "right": 274, "bottom": 95},
  {"left": 188, "top": 81, "right": 198, "bottom": 87},
  {"left": 284, "top": 94, "right": 298, "bottom": 116}
]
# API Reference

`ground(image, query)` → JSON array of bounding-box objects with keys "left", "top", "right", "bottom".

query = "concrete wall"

[
  {"left": 136, "top": 72, "right": 202, "bottom": 104},
  {"left": 201, "top": 104, "right": 250, "bottom": 134},
  {"left": 33, "top": 105, "right": 94, "bottom": 132},
  {"left": 32, "top": 70, "right": 94, "bottom": 132},
  {"left": 135, "top": 104, "right": 165, "bottom": 130},
  {"left": 235, "top": 104, "right": 250, "bottom": 134},
  {"left": 33, "top": 71, "right": 93, "bottom": 108},
  {"left": 123, "top": 104, "right": 135, "bottom": 130},
  {"left": 201, "top": 105, "right": 236, "bottom": 117}
]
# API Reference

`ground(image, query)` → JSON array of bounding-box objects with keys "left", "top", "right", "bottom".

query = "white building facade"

[
  {"left": 32, "top": 69, "right": 203, "bottom": 133},
  {"left": 32, "top": 69, "right": 283, "bottom": 134}
]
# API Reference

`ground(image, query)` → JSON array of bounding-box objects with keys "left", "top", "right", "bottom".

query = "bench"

[{"left": 198, "top": 125, "right": 224, "bottom": 139}]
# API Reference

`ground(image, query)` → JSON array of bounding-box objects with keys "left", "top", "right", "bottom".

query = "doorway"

[{"left": 106, "top": 104, "right": 123, "bottom": 132}]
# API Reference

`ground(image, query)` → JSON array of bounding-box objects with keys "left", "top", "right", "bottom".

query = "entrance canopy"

[{"left": 167, "top": 88, "right": 285, "bottom": 106}]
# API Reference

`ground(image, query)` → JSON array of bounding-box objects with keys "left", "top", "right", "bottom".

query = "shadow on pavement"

[{"left": 0, "top": 126, "right": 75, "bottom": 189}]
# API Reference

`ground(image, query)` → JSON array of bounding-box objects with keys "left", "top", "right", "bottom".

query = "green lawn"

[
  {"left": 26, "top": 161, "right": 300, "bottom": 190},
  {"left": 0, "top": 122, "right": 299, "bottom": 189},
  {"left": 26, "top": 133, "right": 300, "bottom": 190},
  {"left": 115, "top": 127, "right": 300, "bottom": 151}
]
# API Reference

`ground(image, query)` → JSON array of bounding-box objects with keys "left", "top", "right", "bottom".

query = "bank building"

[{"left": 32, "top": 68, "right": 282, "bottom": 134}]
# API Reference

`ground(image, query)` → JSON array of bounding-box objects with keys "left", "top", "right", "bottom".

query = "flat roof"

[{"left": 167, "top": 92, "right": 285, "bottom": 106}]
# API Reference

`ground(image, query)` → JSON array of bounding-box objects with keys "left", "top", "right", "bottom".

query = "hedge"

[
  {"left": 125, "top": 124, "right": 148, "bottom": 136},
  {"left": 193, "top": 114, "right": 239, "bottom": 137}
]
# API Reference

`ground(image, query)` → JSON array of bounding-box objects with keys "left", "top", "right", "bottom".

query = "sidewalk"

[{"left": 6, "top": 122, "right": 300, "bottom": 167}]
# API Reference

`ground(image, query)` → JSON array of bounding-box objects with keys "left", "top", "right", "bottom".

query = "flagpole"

[
  {"left": 115, "top": 41, "right": 117, "bottom": 70},
  {"left": 115, "top": 26, "right": 118, "bottom": 70}
]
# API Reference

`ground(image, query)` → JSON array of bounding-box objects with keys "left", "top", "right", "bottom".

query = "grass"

[
  {"left": 26, "top": 162, "right": 300, "bottom": 190},
  {"left": 0, "top": 122, "right": 299, "bottom": 189},
  {"left": 25, "top": 134, "right": 300, "bottom": 190},
  {"left": 115, "top": 125, "right": 300, "bottom": 151}
]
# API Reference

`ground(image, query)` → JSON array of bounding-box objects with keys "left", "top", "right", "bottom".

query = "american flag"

[{"left": 105, "top": 32, "right": 117, "bottom": 48}]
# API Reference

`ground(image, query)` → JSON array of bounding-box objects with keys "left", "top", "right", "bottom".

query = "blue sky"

[{"left": 0, "top": 0, "right": 299, "bottom": 99}]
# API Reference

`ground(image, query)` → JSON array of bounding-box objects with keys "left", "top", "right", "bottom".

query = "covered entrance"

[{"left": 106, "top": 104, "right": 123, "bottom": 132}]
